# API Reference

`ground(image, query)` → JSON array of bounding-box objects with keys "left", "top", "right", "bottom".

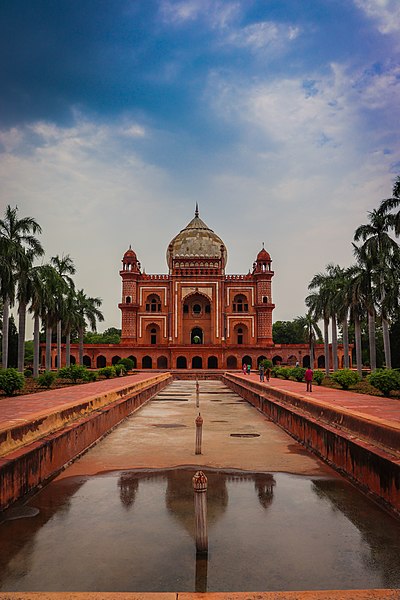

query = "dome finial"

[{"left": 195, "top": 202, "right": 199, "bottom": 218}]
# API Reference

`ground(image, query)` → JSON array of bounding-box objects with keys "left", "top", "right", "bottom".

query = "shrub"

[
  {"left": 37, "top": 370, "right": 57, "bottom": 389},
  {"left": 0, "top": 368, "right": 25, "bottom": 396},
  {"left": 271, "top": 366, "right": 280, "bottom": 377},
  {"left": 58, "top": 364, "right": 89, "bottom": 383},
  {"left": 260, "top": 359, "right": 273, "bottom": 370},
  {"left": 24, "top": 369, "right": 33, "bottom": 378},
  {"left": 313, "top": 370, "right": 325, "bottom": 386},
  {"left": 118, "top": 358, "right": 134, "bottom": 371},
  {"left": 98, "top": 366, "right": 116, "bottom": 379},
  {"left": 114, "top": 363, "right": 127, "bottom": 377},
  {"left": 367, "top": 369, "right": 400, "bottom": 397},
  {"left": 280, "top": 367, "right": 293, "bottom": 380},
  {"left": 83, "top": 370, "right": 98, "bottom": 382},
  {"left": 292, "top": 366, "right": 306, "bottom": 382},
  {"left": 330, "top": 369, "right": 360, "bottom": 390}
]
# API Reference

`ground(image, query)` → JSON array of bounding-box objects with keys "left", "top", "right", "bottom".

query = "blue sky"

[{"left": 1, "top": 0, "right": 399, "bottom": 332}]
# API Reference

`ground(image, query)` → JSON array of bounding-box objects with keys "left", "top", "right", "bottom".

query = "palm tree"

[
  {"left": 16, "top": 252, "right": 43, "bottom": 372},
  {"left": 294, "top": 313, "right": 322, "bottom": 368},
  {"left": 346, "top": 263, "right": 366, "bottom": 377},
  {"left": 75, "top": 290, "right": 104, "bottom": 365},
  {"left": 38, "top": 266, "right": 67, "bottom": 371},
  {"left": 29, "top": 264, "right": 55, "bottom": 376},
  {"left": 50, "top": 255, "right": 76, "bottom": 369},
  {"left": 0, "top": 205, "right": 43, "bottom": 369},
  {"left": 379, "top": 175, "right": 400, "bottom": 236},
  {"left": 354, "top": 208, "right": 399, "bottom": 369},
  {"left": 307, "top": 264, "right": 340, "bottom": 373}
]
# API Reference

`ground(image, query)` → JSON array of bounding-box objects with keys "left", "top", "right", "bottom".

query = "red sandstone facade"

[{"left": 47, "top": 208, "right": 349, "bottom": 370}]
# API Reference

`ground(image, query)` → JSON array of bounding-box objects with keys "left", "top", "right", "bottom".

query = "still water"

[{"left": 0, "top": 468, "right": 399, "bottom": 592}]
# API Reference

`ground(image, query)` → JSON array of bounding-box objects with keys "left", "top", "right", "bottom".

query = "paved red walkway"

[
  {"left": 238, "top": 372, "right": 400, "bottom": 428},
  {"left": 0, "top": 373, "right": 161, "bottom": 430}
]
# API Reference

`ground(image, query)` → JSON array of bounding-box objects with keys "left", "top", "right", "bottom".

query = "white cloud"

[
  {"left": 226, "top": 21, "right": 300, "bottom": 51},
  {"left": 159, "top": 0, "right": 240, "bottom": 28},
  {"left": 354, "top": 0, "right": 400, "bottom": 33}
]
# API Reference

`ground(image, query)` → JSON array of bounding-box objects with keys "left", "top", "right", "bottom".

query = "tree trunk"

[
  {"left": 66, "top": 331, "right": 71, "bottom": 367},
  {"left": 331, "top": 315, "right": 338, "bottom": 371},
  {"left": 368, "top": 310, "right": 376, "bottom": 371},
  {"left": 79, "top": 328, "right": 84, "bottom": 366},
  {"left": 45, "top": 324, "right": 52, "bottom": 371},
  {"left": 323, "top": 317, "right": 330, "bottom": 375},
  {"left": 17, "top": 301, "right": 27, "bottom": 372},
  {"left": 2, "top": 298, "right": 10, "bottom": 369},
  {"left": 33, "top": 314, "right": 40, "bottom": 377},
  {"left": 57, "top": 319, "right": 62, "bottom": 369},
  {"left": 382, "top": 316, "right": 392, "bottom": 369},
  {"left": 354, "top": 314, "right": 363, "bottom": 377},
  {"left": 342, "top": 313, "right": 349, "bottom": 369}
]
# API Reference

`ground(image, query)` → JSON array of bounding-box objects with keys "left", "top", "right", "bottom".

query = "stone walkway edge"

[{"left": 0, "top": 589, "right": 399, "bottom": 599}]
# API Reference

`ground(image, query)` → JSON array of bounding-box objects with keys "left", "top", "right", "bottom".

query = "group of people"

[{"left": 245, "top": 362, "right": 314, "bottom": 392}]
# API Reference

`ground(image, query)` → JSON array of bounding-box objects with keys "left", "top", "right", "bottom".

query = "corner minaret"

[
  {"left": 253, "top": 245, "right": 275, "bottom": 344},
  {"left": 119, "top": 246, "right": 141, "bottom": 344}
]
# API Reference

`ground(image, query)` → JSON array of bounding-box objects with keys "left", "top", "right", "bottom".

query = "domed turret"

[
  {"left": 167, "top": 205, "right": 227, "bottom": 273},
  {"left": 253, "top": 244, "right": 272, "bottom": 273},
  {"left": 122, "top": 245, "right": 141, "bottom": 273}
]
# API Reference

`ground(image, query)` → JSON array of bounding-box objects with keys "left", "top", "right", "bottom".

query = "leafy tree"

[
  {"left": 293, "top": 313, "right": 322, "bottom": 368},
  {"left": 272, "top": 320, "right": 305, "bottom": 344}
]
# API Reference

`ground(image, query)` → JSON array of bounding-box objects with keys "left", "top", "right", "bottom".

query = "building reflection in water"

[{"left": 116, "top": 468, "right": 276, "bottom": 593}]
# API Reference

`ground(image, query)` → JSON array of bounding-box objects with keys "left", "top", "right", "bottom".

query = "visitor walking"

[
  {"left": 247, "top": 363, "right": 251, "bottom": 375},
  {"left": 242, "top": 363, "right": 247, "bottom": 375},
  {"left": 265, "top": 366, "right": 271, "bottom": 382},
  {"left": 305, "top": 367, "right": 313, "bottom": 392},
  {"left": 259, "top": 363, "right": 265, "bottom": 382}
]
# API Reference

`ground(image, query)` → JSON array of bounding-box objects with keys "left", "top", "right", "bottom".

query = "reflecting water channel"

[{"left": 0, "top": 380, "right": 399, "bottom": 592}]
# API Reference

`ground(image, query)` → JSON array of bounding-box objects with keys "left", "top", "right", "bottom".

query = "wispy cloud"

[{"left": 354, "top": 0, "right": 400, "bottom": 33}]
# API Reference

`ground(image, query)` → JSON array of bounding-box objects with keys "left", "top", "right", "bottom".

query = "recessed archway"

[
  {"left": 257, "top": 355, "right": 267, "bottom": 366},
  {"left": 83, "top": 355, "right": 91, "bottom": 368},
  {"left": 227, "top": 355, "right": 238, "bottom": 369},
  {"left": 272, "top": 355, "right": 282, "bottom": 366},
  {"left": 318, "top": 355, "right": 325, "bottom": 368},
  {"left": 96, "top": 355, "right": 106, "bottom": 368},
  {"left": 112, "top": 355, "right": 121, "bottom": 365},
  {"left": 142, "top": 355, "right": 152, "bottom": 369},
  {"left": 128, "top": 355, "right": 137, "bottom": 368},
  {"left": 176, "top": 356, "right": 187, "bottom": 369},
  {"left": 192, "top": 356, "right": 203, "bottom": 369},
  {"left": 157, "top": 356, "right": 168, "bottom": 369},
  {"left": 242, "top": 355, "right": 252, "bottom": 368},
  {"left": 207, "top": 356, "right": 218, "bottom": 369}
]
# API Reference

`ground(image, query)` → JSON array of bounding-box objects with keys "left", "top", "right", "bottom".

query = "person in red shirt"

[{"left": 305, "top": 367, "right": 313, "bottom": 392}]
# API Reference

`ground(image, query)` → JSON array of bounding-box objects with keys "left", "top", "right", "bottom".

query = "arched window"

[
  {"left": 237, "top": 327, "right": 243, "bottom": 345},
  {"left": 233, "top": 294, "right": 248, "bottom": 313},
  {"left": 126, "top": 296, "right": 132, "bottom": 304},
  {"left": 145, "top": 294, "right": 161, "bottom": 312},
  {"left": 262, "top": 296, "right": 268, "bottom": 303},
  {"left": 151, "top": 328, "right": 157, "bottom": 345},
  {"left": 177, "top": 356, "right": 187, "bottom": 369},
  {"left": 193, "top": 303, "right": 201, "bottom": 315}
]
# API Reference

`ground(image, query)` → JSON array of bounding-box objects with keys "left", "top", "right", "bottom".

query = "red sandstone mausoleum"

[{"left": 48, "top": 207, "right": 349, "bottom": 370}]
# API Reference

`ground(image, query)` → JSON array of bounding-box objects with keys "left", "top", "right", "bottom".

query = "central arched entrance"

[{"left": 191, "top": 327, "right": 203, "bottom": 344}]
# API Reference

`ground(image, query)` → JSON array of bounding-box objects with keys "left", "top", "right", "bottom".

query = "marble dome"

[{"left": 167, "top": 206, "right": 227, "bottom": 268}]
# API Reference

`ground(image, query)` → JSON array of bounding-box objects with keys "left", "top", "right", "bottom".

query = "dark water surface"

[{"left": 0, "top": 469, "right": 399, "bottom": 592}]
